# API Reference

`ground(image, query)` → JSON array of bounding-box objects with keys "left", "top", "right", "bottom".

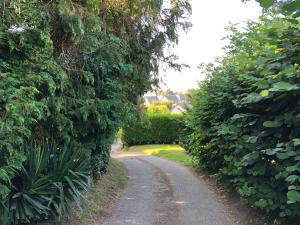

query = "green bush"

[
  {"left": 184, "top": 14, "right": 300, "bottom": 219},
  {"left": 0, "top": 0, "right": 191, "bottom": 224},
  {"left": 0, "top": 142, "right": 90, "bottom": 225},
  {"left": 147, "top": 104, "right": 170, "bottom": 114},
  {"left": 0, "top": 0, "right": 191, "bottom": 200},
  {"left": 122, "top": 114, "right": 185, "bottom": 146}
]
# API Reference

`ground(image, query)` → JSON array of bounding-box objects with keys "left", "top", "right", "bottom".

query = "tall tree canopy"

[{"left": 0, "top": 0, "right": 191, "bottom": 203}]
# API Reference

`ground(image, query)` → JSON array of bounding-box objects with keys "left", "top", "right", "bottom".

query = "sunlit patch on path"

[
  {"left": 112, "top": 152, "right": 145, "bottom": 159},
  {"left": 105, "top": 151, "right": 233, "bottom": 225}
]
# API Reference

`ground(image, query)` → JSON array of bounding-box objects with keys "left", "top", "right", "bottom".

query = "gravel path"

[{"left": 105, "top": 150, "right": 233, "bottom": 225}]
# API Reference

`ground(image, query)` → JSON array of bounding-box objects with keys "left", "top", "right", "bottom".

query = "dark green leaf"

[
  {"left": 286, "top": 175, "right": 300, "bottom": 183},
  {"left": 287, "top": 190, "right": 300, "bottom": 203},
  {"left": 263, "top": 120, "right": 282, "bottom": 128},
  {"left": 257, "top": 0, "right": 277, "bottom": 8},
  {"left": 269, "top": 82, "right": 300, "bottom": 92}
]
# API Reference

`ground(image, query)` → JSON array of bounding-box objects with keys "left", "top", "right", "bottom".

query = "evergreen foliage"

[{"left": 0, "top": 0, "right": 191, "bottom": 223}]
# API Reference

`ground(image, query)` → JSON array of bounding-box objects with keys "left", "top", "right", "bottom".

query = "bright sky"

[{"left": 160, "top": 0, "right": 262, "bottom": 92}]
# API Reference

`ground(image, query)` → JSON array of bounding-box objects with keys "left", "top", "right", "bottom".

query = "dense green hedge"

[
  {"left": 122, "top": 114, "right": 185, "bottom": 146},
  {"left": 0, "top": 0, "right": 191, "bottom": 224},
  {"left": 184, "top": 14, "right": 300, "bottom": 219}
]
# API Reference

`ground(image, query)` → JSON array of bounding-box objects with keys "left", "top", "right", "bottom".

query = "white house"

[
  {"left": 144, "top": 94, "right": 187, "bottom": 114},
  {"left": 144, "top": 96, "right": 159, "bottom": 106},
  {"left": 160, "top": 95, "right": 181, "bottom": 103},
  {"left": 170, "top": 104, "right": 186, "bottom": 114}
]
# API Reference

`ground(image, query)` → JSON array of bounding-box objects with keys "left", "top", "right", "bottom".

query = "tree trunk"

[{"left": 101, "top": 0, "right": 107, "bottom": 32}]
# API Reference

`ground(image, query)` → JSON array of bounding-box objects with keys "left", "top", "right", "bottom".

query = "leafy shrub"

[
  {"left": 184, "top": 14, "right": 300, "bottom": 219},
  {"left": 147, "top": 104, "right": 170, "bottom": 114},
  {"left": 91, "top": 143, "right": 111, "bottom": 180},
  {"left": 0, "top": 142, "right": 90, "bottom": 225},
  {"left": 122, "top": 114, "right": 185, "bottom": 146},
  {"left": 149, "top": 101, "right": 173, "bottom": 110}
]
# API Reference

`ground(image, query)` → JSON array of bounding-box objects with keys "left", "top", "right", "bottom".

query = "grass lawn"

[
  {"left": 126, "top": 144, "right": 193, "bottom": 166},
  {"left": 62, "top": 159, "right": 126, "bottom": 225}
]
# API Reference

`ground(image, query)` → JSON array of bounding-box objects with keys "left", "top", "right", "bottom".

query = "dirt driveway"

[{"left": 105, "top": 151, "right": 233, "bottom": 225}]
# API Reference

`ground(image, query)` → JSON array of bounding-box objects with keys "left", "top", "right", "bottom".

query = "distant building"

[
  {"left": 144, "top": 96, "right": 159, "bottom": 106},
  {"left": 144, "top": 94, "right": 187, "bottom": 114},
  {"left": 170, "top": 104, "right": 186, "bottom": 114},
  {"left": 160, "top": 95, "right": 181, "bottom": 103}
]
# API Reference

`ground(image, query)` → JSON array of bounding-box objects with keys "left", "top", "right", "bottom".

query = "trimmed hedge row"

[
  {"left": 122, "top": 114, "right": 185, "bottom": 146},
  {"left": 184, "top": 15, "right": 300, "bottom": 219}
]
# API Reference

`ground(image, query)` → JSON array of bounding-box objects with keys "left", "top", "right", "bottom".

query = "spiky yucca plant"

[{"left": 0, "top": 142, "right": 90, "bottom": 225}]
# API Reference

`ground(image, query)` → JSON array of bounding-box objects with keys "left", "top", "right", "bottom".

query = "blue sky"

[{"left": 160, "top": 0, "right": 262, "bottom": 92}]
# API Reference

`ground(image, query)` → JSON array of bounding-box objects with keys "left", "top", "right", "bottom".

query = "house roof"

[
  {"left": 171, "top": 104, "right": 186, "bottom": 114},
  {"left": 144, "top": 96, "right": 159, "bottom": 103},
  {"left": 164, "top": 95, "right": 180, "bottom": 102}
]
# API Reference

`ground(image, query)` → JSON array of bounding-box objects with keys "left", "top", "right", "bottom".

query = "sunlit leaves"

[{"left": 260, "top": 90, "right": 269, "bottom": 97}]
